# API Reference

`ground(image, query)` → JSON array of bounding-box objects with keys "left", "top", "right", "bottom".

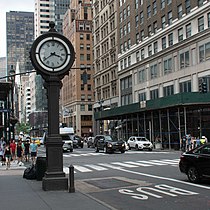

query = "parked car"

[
  {"left": 127, "top": 136, "right": 153, "bottom": 151},
  {"left": 73, "top": 135, "right": 84, "bottom": 148},
  {"left": 94, "top": 135, "right": 125, "bottom": 153},
  {"left": 87, "top": 137, "right": 94, "bottom": 148},
  {"left": 179, "top": 143, "right": 210, "bottom": 183}
]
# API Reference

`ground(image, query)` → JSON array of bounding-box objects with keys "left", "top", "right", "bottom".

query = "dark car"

[
  {"left": 179, "top": 143, "right": 210, "bottom": 183},
  {"left": 60, "top": 134, "right": 73, "bottom": 152},
  {"left": 94, "top": 135, "right": 125, "bottom": 154},
  {"left": 73, "top": 135, "right": 84, "bottom": 148}
]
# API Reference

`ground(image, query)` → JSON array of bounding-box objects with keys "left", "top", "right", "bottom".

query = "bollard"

[{"left": 68, "top": 164, "right": 75, "bottom": 193}]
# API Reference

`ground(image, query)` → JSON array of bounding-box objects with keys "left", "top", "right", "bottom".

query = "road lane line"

[
  {"left": 149, "top": 160, "right": 177, "bottom": 165},
  {"left": 138, "top": 160, "right": 165, "bottom": 166},
  {"left": 112, "top": 162, "right": 139, "bottom": 168},
  {"left": 74, "top": 165, "right": 92, "bottom": 172}
]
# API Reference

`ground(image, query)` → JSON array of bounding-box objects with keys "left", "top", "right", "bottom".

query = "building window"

[
  {"left": 162, "top": 37, "right": 166, "bottom": 49},
  {"left": 123, "top": 8, "right": 126, "bottom": 20},
  {"left": 119, "top": 12, "right": 123, "bottom": 22},
  {"left": 139, "top": 92, "right": 146, "bottom": 102},
  {"left": 186, "top": 23, "right": 191, "bottom": 38},
  {"left": 148, "top": 45, "right": 152, "bottom": 56},
  {"left": 128, "top": 56, "right": 131, "bottom": 66},
  {"left": 185, "top": 0, "right": 191, "bottom": 14},
  {"left": 163, "top": 85, "right": 174, "bottom": 97},
  {"left": 136, "top": 33, "right": 139, "bottom": 43},
  {"left": 141, "top": 49, "right": 145, "bottom": 60},
  {"left": 167, "top": 0, "right": 172, "bottom": 4},
  {"left": 208, "top": 13, "right": 210, "bottom": 28},
  {"left": 128, "top": 39, "right": 131, "bottom": 49},
  {"left": 148, "top": 25, "right": 152, "bottom": 36},
  {"left": 154, "top": 41, "right": 158, "bottom": 53},
  {"left": 161, "top": 0, "right": 165, "bottom": 9},
  {"left": 161, "top": 15, "right": 166, "bottom": 29},
  {"left": 163, "top": 58, "right": 172, "bottom": 74},
  {"left": 198, "top": 0, "right": 204, "bottom": 7},
  {"left": 80, "top": 104, "right": 85, "bottom": 111},
  {"left": 135, "top": 0, "right": 138, "bottom": 9},
  {"left": 135, "top": 15, "right": 139, "bottom": 27},
  {"left": 140, "top": 30, "right": 144, "bottom": 41},
  {"left": 87, "top": 54, "right": 91, "bottom": 60},
  {"left": 80, "top": 54, "right": 84, "bottom": 61},
  {"left": 86, "top": 34, "right": 90, "bottom": 40},
  {"left": 88, "top": 104, "right": 92, "bottom": 111},
  {"left": 150, "top": 64, "right": 158, "bottom": 79},
  {"left": 124, "top": 58, "right": 127, "bottom": 68},
  {"left": 127, "top": 5, "right": 130, "bottom": 16},
  {"left": 136, "top": 51, "right": 140, "bottom": 62},
  {"left": 120, "top": 60, "right": 123, "bottom": 69},
  {"left": 180, "top": 81, "right": 191, "bottom": 93},
  {"left": 199, "top": 42, "right": 210, "bottom": 62},
  {"left": 178, "top": 28, "right": 183, "bottom": 41},
  {"left": 177, "top": 4, "right": 182, "bottom": 19},
  {"left": 153, "top": 21, "right": 157, "bottom": 33},
  {"left": 153, "top": 1, "right": 157, "bottom": 15},
  {"left": 80, "top": 34, "right": 84, "bottom": 40},
  {"left": 180, "top": 51, "right": 190, "bottom": 69},
  {"left": 150, "top": 89, "right": 159, "bottom": 100},
  {"left": 127, "top": 22, "right": 130, "bottom": 33},
  {"left": 81, "top": 94, "right": 85, "bottom": 101},
  {"left": 147, "top": 5, "right": 151, "bottom": 18},
  {"left": 168, "top": 33, "right": 173, "bottom": 46},
  {"left": 140, "top": 12, "right": 144, "bottom": 24},
  {"left": 139, "top": 69, "right": 146, "bottom": 83},
  {"left": 80, "top": 44, "right": 84, "bottom": 50},
  {"left": 123, "top": 25, "right": 127, "bottom": 36},
  {"left": 198, "top": 16, "right": 204, "bottom": 32},
  {"left": 168, "top": 11, "right": 172, "bottom": 25}
]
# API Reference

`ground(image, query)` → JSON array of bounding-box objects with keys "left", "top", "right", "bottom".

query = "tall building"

[
  {"left": 31, "top": 0, "right": 70, "bottom": 125},
  {"left": 6, "top": 11, "right": 34, "bottom": 73},
  {"left": 92, "top": 0, "right": 119, "bottom": 135},
  {"left": 93, "top": 0, "right": 210, "bottom": 149},
  {"left": 0, "top": 57, "right": 6, "bottom": 81},
  {"left": 61, "top": 0, "right": 94, "bottom": 137}
]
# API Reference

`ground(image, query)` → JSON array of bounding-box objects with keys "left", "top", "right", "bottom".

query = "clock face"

[
  {"left": 34, "top": 36, "right": 73, "bottom": 72},
  {"left": 39, "top": 40, "right": 67, "bottom": 69}
]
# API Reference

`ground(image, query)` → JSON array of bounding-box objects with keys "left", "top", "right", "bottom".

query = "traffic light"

[{"left": 199, "top": 82, "right": 207, "bottom": 93}]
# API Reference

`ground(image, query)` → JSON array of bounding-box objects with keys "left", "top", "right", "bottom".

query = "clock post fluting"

[{"left": 30, "top": 22, "right": 75, "bottom": 191}]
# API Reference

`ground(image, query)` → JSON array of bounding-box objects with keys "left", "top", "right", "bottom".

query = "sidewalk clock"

[
  {"left": 30, "top": 21, "right": 75, "bottom": 78},
  {"left": 30, "top": 22, "right": 75, "bottom": 191}
]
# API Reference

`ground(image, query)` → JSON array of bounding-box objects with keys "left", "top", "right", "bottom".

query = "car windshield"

[
  {"left": 136, "top": 137, "right": 147, "bottom": 141},
  {"left": 104, "top": 136, "right": 114, "bottom": 141}
]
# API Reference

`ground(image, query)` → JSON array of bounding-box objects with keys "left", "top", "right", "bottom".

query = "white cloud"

[{"left": 0, "top": 0, "right": 34, "bottom": 57}]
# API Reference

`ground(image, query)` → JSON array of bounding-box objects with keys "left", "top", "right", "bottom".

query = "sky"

[{"left": 0, "top": 0, "right": 34, "bottom": 57}]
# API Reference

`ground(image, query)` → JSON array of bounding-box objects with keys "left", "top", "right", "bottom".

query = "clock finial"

[{"left": 49, "top": 21, "right": 56, "bottom": 32}]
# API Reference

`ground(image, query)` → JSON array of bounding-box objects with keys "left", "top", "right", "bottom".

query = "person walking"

[
  {"left": 30, "top": 140, "right": 38, "bottom": 165},
  {"left": 200, "top": 136, "right": 207, "bottom": 145},
  {"left": 10, "top": 139, "right": 16, "bottom": 162},
  {"left": 0, "top": 137, "right": 6, "bottom": 166},
  {"left": 4, "top": 143, "right": 12, "bottom": 170},
  {"left": 24, "top": 140, "right": 30, "bottom": 162},
  {"left": 16, "top": 140, "right": 23, "bottom": 166}
]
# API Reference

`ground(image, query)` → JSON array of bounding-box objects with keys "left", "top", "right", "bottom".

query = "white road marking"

[
  {"left": 112, "top": 162, "right": 139, "bottom": 168},
  {"left": 98, "top": 163, "right": 122, "bottom": 169},
  {"left": 74, "top": 165, "right": 92, "bottom": 172},
  {"left": 149, "top": 160, "right": 177, "bottom": 165},
  {"left": 84, "top": 164, "right": 108, "bottom": 171},
  {"left": 125, "top": 161, "right": 152, "bottom": 167},
  {"left": 138, "top": 160, "right": 165, "bottom": 166}
]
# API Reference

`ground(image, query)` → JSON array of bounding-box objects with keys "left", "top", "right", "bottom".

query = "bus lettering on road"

[{"left": 119, "top": 184, "right": 198, "bottom": 200}]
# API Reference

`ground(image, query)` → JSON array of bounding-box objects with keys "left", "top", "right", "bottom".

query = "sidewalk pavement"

[{"left": 0, "top": 162, "right": 112, "bottom": 210}]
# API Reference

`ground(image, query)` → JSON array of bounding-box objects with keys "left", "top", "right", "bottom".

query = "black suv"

[
  {"left": 94, "top": 135, "right": 125, "bottom": 153},
  {"left": 73, "top": 135, "right": 84, "bottom": 148}
]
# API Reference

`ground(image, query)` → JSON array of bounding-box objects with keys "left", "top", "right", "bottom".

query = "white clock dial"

[{"left": 39, "top": 40, "right": 67, "bottom": 69}]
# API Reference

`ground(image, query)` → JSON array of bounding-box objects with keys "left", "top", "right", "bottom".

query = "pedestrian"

[
  {"left": 30, "top": 140, "right": 38, "bottom": 165},
  {"left": 16, "top": 140, "right": 23, "bottom": 166},
  {"left": 186, "top": 134, "right": 192, "bottom": 151},
  {"left": 181, "top": 136, "right": 186, "bottom": 152},
  {"left": 196, "top": 136, "right": 200, "bottom": 147},
  {"left": 4, "top": 143, "right": 12, "bottom": 170},
  {"left": 0, "top": 137, "right": 6, "bottom": 165},
  {"left": 24, "top": 140, "right": 30, "bottom": 162},
  {"left": 10, "top": 139, "right": 16, "bottom": 162},
  {"left": 200, "top": 136, "right": 207, "bottom": 145}
]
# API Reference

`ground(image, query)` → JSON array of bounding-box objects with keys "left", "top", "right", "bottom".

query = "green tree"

[{"left": 16, "top": 123, "right": 30, "bottom": 135}]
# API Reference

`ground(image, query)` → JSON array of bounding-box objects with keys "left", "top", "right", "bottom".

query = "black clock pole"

[
  {"left": 30, "top": 21, "right": 75, "bottom": 191},
  {"left": 42, "top": 76, "right": 68, "bottom": 191}
]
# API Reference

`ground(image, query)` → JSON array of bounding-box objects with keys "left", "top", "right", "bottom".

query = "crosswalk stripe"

[
  {"left": 63, "top": 166, "right": 77, "bottom": 174},
  {"left": 124, "top": 161, "right": 152, "bottom": 167},
  {"left": 138, "top": 160, "right": 166, "bottom": 166},
  {"left": 98, "top": 163, "right": 122, "bottom": 169},
  {"left": 111, "top": 162, "right": 139, "bottom": 168},
  {"left": 149, "top": 160, "right": 176, "bottom": 165},
  {"left": 84, "top": 164, "right": 108, "bottom": 171},
  {"left": 74, "top": 165, "right": 92, "bottom": 172},
  {"left": 161, "top": 159, "right": 179, "bottom": 164}
]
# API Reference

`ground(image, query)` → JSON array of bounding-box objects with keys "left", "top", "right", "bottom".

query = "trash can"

[{"left": 36, "top": 156, "right": 47, "bottom": 181}]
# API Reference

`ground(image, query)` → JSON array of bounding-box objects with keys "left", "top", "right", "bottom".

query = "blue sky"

[{"left": 0, "top": 0, "right": 34, "bottom": 57}]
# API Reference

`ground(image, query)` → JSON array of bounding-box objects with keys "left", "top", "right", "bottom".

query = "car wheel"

[
  {"left": 135, "top": 144, "right": 139, "bottom": 150},
  {"left": 187, "top": 166, "right": 200, "bottom": 183},
  {"left": 121, "top": 149, "right": 125, "bottom": 153},
  {"left": 95, "top": 146, "right": 99, "bottom": 153}
]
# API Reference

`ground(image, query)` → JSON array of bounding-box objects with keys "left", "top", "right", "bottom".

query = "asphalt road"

[{"left": 38, "top": 145, "right": 210, "bottom": 210}]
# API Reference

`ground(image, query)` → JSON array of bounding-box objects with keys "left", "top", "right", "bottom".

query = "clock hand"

[{"left": 43, "top": 52, "right": 55, "bottom": 61}]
